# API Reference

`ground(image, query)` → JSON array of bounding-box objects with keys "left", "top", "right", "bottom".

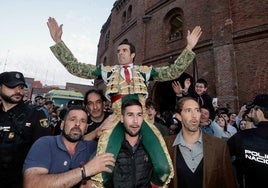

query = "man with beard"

[
  {"left": 0, "top": 71, "right": 51, "bottom": 187},
  {"left": 100, "top": 99, "right": 154, "bottom": 187},
  {"left": 23, "top": 106, "right": 115, "bottom": 187},
  {"left": 164, "top": 97, "right": 237, "bottom": 188},
  {"left": 228, "top": 94, "right": 268, "bottom": 188}
]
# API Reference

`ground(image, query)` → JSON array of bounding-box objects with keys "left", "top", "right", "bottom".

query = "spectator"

[
  {"left": 228, "top": 94, "right": 268, "bottom": 188},
  {"left": 238, "top": 119, "right": 254, "bottom": 130},
  {"left": 199, "top": 106, "right": 222, "bottom": 138},
  {"left": 215, "top": 116, "right": 232, "bottom": 140},
  {"left": 165, "top": 97, "right": 237, "bottom": 188},
  {"left": 23, "top": 106, "right": 115, "bottom": 187},
  {"left": 172, "top": 78, "right": 216, "bottom": 120},
  {"left": 162, "top": 110, "right": 179, "bottom": 127},
  {"left": 83, "top": 89, "right": 112, "bottom": 141},
  {"left": 219, "top": 111, "right": 237, "bottom": 136},
  {"left": 162, "top": 110, "right": 182, "bottom": 135},
  {"left": 145, "top": 100, "right": 169, "bottom": 136},
  {"left": 228, "top": 112, "right": 238, "bottom": 130},
  {"left": 0, "top": 71, "right": 51, "bottom": 187},
  {"left": 235, "top": 104, "right": 256, "bottom": 131}
]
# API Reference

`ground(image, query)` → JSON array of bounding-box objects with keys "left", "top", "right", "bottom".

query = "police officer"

[
  {"left": 228, "top": 94, "right": 268, "bottom": 188},
  {"left": 0, "top": 71, "right": 51, "bottom": 187},
  {"left": 33, "top": 95, "right": 45, "bottom": 109}
]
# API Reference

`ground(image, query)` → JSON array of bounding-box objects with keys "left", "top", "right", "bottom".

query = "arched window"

[
  {"left": 127, "top": 5, "right": 132, "bottom": 20},
  {"left": 164, "top": 8, "right": 184, "bottom": 42},
  {"left": 169, "top": 14, "right": 183, "bottom": 40},
  {"left": 122, "top": 11, "right": 126, "bottom": 24}
]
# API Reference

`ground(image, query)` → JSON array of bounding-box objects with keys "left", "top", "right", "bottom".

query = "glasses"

[{"left": 195, "top": 85, "right": 204, "bottom": 88}]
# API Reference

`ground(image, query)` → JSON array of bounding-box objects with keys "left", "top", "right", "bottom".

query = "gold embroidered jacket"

[{"left": 50, "top": 41, "right": 195, "bottom": 101}]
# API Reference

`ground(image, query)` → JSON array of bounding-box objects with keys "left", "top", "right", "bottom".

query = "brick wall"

[{"left": 96, "top": 0, "right": 268, "bottom": 112}]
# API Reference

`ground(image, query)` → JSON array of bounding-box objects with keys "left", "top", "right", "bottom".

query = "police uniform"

[
  {"left": 32, "top": 107, "right": 53, "bottom": 141},
  {"left": 228, "top": 122, "right": 268, "bottom": 188},
  {"left": 0, "top": 71, "right": 51, "bottom": 187},
  {"left": 0, "top": 102, "right": 50, "bottom": 187},
  {"left": 0, "top": 102, "right": 34, "bottom": 187},
  {"left": 228, "top": 94, "right": 268, "bottom": 188}
]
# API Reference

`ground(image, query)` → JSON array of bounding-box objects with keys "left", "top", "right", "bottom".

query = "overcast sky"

[{"left": 0, "top": 0, "right": 115, "bottom": 86}]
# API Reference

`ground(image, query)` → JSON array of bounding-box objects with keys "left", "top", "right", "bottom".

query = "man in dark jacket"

[
  {"left": 228, "top": 94, "right": 268, "bottom": 188},
  {"left": 0, "top": 71, "right": 51, "bottom": 187},
  {"left": 103, "top": 99, "right": 154, "bottom": 188}
]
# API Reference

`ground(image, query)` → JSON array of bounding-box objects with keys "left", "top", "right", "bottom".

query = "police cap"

[{"left": 0, "top": 71, "right": 27, "bottom": 88}]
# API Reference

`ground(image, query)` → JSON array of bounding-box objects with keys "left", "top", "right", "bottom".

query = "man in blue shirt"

[
  {"left": 200, "top": 106, "right": 222, "bottom": 138},
  {"left": 23, "top": 106, "right": 115, "bottom": 187}
]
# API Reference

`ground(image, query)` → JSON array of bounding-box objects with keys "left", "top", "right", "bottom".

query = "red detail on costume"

[
  {"left": 123, "top": 65, "right": 131, "bottom": 83},
  {"left": 111, "top": 94, "right": 128, "bottom": 103}
]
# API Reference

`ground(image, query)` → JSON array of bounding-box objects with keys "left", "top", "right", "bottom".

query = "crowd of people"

[{"left": 0, "top": 16, "right": 267, "bottom": 188}]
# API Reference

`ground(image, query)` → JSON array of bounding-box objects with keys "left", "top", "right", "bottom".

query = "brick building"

[{"left": 96, "top": 0, "right": 268, "bottom": 113}]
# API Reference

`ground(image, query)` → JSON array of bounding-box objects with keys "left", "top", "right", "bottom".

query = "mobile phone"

[{"left": 212, "top": 98, "right": 218, "bottom": 107}]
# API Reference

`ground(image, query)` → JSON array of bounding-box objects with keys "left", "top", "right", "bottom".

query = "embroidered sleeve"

[
  {"left": 50, "top": 41, "right": 99, "bottom": 79},
  {"left": 152, "top": 48, "right": 195, "bottom": 81}
]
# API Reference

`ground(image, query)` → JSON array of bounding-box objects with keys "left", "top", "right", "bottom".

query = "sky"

[{"left": 0, "top": 0, "right": 115, "bottom": 86}]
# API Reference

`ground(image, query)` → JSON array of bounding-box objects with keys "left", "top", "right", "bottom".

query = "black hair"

[
  {"left": 63, "top": 105, "right": 88, "bottom": 121},
  {"left": 67, "top": 100, "right": 83, "bottom": 108},
  {"left": 44, "top": 100, "right": 53, "bottom": 105},
  {"left": 145, "top": 100, "right": 158, "bottom": 111},
  {"left": 119, "top": 39, "right": 136, "bottom": 54},
  {"left": 258, "top": 106, "right": 268, "bottom": 119},
  {"left": 83, "top": 89, "right": 106, "bottom": 106},
  {"left": 218, "top": 116, "right": 228, "bottom": 132},
  {"left": 196, "top": 78, "right": 208, "bottom": 88},
  {"left": 121, "top": 99, "right": 142, "bottom": 115},
  {"left": 217, "top": 107, "right": 229, "bottom": 115},
  {"left": 200, "top": 104, "right": 211, "bottom": 113}
]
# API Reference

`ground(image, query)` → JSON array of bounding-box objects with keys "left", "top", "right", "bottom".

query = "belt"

[{"left": 111, "top": 94, "right": 127, "bottom": 103}]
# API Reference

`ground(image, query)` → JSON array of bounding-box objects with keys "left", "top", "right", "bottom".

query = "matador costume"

[{"left": 51, "top": 41, "right": 195, "bottom": 187}]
